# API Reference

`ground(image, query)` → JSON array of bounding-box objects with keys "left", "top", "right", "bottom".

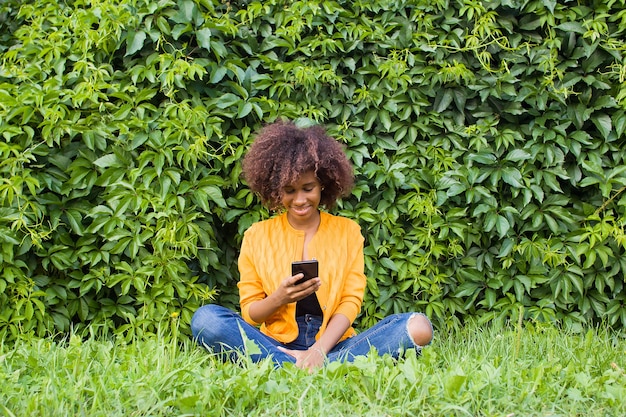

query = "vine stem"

[{"left": 594, "top": 185, "right": 626, "bottom": 216}]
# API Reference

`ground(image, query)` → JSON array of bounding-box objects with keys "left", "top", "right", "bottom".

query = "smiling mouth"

[{"left": 292, "top": 206, "right": 311, "bottom": 214}]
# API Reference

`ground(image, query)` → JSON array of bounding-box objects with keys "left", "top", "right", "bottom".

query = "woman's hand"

[
  {"left": 273, "top": 274, "right": 321, "bottom": 306},
  {"left": 278, "top": 314, "right": 350, "bottom": 371},
  {"left": 247, "top": 274, "right": 321, "bottom": 324},
  {"left": 278, "top": 346, "right": 326, "bottom": 371}
]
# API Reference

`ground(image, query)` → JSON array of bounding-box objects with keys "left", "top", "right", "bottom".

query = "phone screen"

[{"left": 292, "top": 260, "right": 318, "bottom": 285}]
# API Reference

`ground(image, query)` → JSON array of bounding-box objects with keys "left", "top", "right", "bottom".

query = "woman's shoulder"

[
  {"left": 243, "top": 213, "right": 284, "bottom": 236},
  {"left": 321, "top": 211, "right": 362, "bottom": 234}
]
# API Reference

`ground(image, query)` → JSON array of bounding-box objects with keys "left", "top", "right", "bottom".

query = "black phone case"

[{"left": 292, "top": 260, "right": 318, "bottom": 285}]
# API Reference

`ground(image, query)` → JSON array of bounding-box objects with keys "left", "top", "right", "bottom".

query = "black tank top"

[{"left": 296, "top": 293, "right": 323, "bottom": 317}]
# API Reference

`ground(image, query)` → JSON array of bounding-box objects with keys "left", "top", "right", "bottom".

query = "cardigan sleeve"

[
  {"left": 332, "top": 221, "right": 366, "bottom": 324},
  {"left": 237, "top": 226, "right": 266, "bottom": 326}
]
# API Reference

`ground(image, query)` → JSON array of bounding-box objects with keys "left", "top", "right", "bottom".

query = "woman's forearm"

[
  {"left": 247, "top": 293, "right": 283, "bottom": 324},
  {"left": 312, "top": 313, "right": 351, "bottom": 354}
]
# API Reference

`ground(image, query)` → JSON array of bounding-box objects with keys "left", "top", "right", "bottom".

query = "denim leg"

[
  {"left": 190, "top": 304, "right": 296, "bottom": 365},
  {"left": 285, "top": 314, "right": 323, "bottom": 350},
  {"left": 327, "top": 313, "right": 433, "bottom": 362}
]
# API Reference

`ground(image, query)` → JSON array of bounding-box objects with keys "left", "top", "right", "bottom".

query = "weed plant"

[{"left": 0, "top": 320, "right": 624, "bottom": 416}]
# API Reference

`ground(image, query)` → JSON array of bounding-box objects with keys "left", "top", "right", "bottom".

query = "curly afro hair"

[{"left": 242, "top": 120, "right": 354, "bottom": 210}]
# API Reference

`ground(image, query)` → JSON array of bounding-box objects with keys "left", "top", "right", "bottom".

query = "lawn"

[{"left": 1, "top": 320, "right": 624, "bottom": 416}]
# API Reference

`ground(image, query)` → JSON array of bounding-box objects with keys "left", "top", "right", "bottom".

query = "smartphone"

[{"left": 291, "top": 259, "right": 319, "bottom": 285}]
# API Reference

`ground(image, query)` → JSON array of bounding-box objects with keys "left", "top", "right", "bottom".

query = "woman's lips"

[{"left": 291, "top": 205, "right": 311, "bottom": 216}]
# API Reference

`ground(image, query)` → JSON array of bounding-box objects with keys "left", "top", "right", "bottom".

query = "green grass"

[{"left": 1, "top": 320, "right": 625, "bottom": 416}]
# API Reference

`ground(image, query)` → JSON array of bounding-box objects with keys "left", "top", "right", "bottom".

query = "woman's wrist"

[
  {"left": 249, "top": 295, "right": 282, "bottom": 323},
  {"left": 265, "top": 290, "right": 287, "bottom": 312},
  {"left": 310, "top": 345, "right": 327, "bottom": 356}
]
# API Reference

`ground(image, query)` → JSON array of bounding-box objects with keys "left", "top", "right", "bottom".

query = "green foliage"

[
  {"left": 1, "top": 0, "right": 626, "bottom": 338},
  {"left": 1, "top": 321, "right": 625, "bottom": 416}
]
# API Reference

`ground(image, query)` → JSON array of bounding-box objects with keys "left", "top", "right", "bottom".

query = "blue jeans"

[{"left": 190, "top": 304, "right": 433, "bottom": 365}]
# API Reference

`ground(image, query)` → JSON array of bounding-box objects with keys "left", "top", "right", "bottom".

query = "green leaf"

[
  {"left": 93, "top": 154, "right": 123, "bottom": 168},
  {"left": 468, "top": 153, "right": 497, "bottom": 165},
  {"left": 379, "top": 257, "right": 398, "bottom": 272},
  {"left": 204, "top": 186, "right": 227, "bottom": 208},
  {"left": 495, "top": 215, "right": 510, "bottom": 237},
  {"left": 434, "top": 90, "right": 453, "bottom": 113},
  {"left": 175, "top": 0, "right": 198, "bottom": 24},
  {"left": 446, "top": 183, "right": 466, "bottom": 197},
  {"left": 379, "top": 110, "right": 391, "bottom": 131},
  {"left": 237, "top": 101, "right": 253, "bottom": 118},
  {"left": 498, "top": 238, "right": 515, "bottom": 258},
  {"left": 196, "top": 28, "right": 211, "bottom": 51},
  {"left": 216, "top": 93, "right": 240, "bottom": 109},
  {"left": 591, "top": 113, "right": 612, "bottom": 139},
  {"left": 172, "top": 23, "right": 192, "bottom": 40},
  {"left": 125, "top": 30, "right": 146, "bottom": 56},
  {"left": 505, "top": 149, "right": 531, "bottom": 162},
  {"left": 484, "top": 289, "right": 497, "bottom": 308},
  {"left": 364, "top": 109, "right": 378, "bottom": 131},
  {"left": 484, "top": 212, "right": 497, "bottom": 232},
  {"left": 501, "top": 167, "right": 523, "bottom": 188},
  {"left": 64, "top": 209, "right": 84, "bottom": 236},
  {"left": 210, "top": 65, "right": 228, "bottom": 83},
  {"left": 557, "top": 22, "right": 584, "bottom": 33}
]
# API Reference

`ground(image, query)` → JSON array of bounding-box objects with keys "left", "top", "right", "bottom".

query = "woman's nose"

[{"left": 294, "top": 191, "right": 306, "bottom": 203}]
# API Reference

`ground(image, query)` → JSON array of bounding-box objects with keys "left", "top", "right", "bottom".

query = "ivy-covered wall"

[{"left": 1, "top": 0, "right": 625, "bottom": 340}]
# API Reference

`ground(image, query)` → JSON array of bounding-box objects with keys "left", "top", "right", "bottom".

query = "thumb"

[{"left": 277, "top": 346, "right": 296, "bottom": 358}]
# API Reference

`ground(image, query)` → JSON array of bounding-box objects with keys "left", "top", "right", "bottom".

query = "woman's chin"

[{"left": 288, "top": 206, "right": 319, "bottom": 223}]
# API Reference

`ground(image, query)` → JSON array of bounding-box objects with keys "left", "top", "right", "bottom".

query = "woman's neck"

[{"left": 289, "top": 211, "right": 321, "bottom": 260}]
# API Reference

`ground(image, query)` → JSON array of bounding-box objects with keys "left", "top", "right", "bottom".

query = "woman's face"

[{"left": 281, "top": 170, "right": 322, "bottom": 225}]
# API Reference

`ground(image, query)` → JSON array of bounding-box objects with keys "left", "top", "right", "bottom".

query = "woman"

[{"left": 191, "top": 120, "right": 433, "bottom": 370}]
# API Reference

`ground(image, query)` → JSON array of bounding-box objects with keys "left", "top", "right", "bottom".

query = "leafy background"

[{"left": 1, "top": 0, "right": 625, "bottom": 340}]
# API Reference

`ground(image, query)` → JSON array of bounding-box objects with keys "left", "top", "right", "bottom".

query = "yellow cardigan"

[{"left": 237, "top": 211, "right": 367, "bottom": 343}]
